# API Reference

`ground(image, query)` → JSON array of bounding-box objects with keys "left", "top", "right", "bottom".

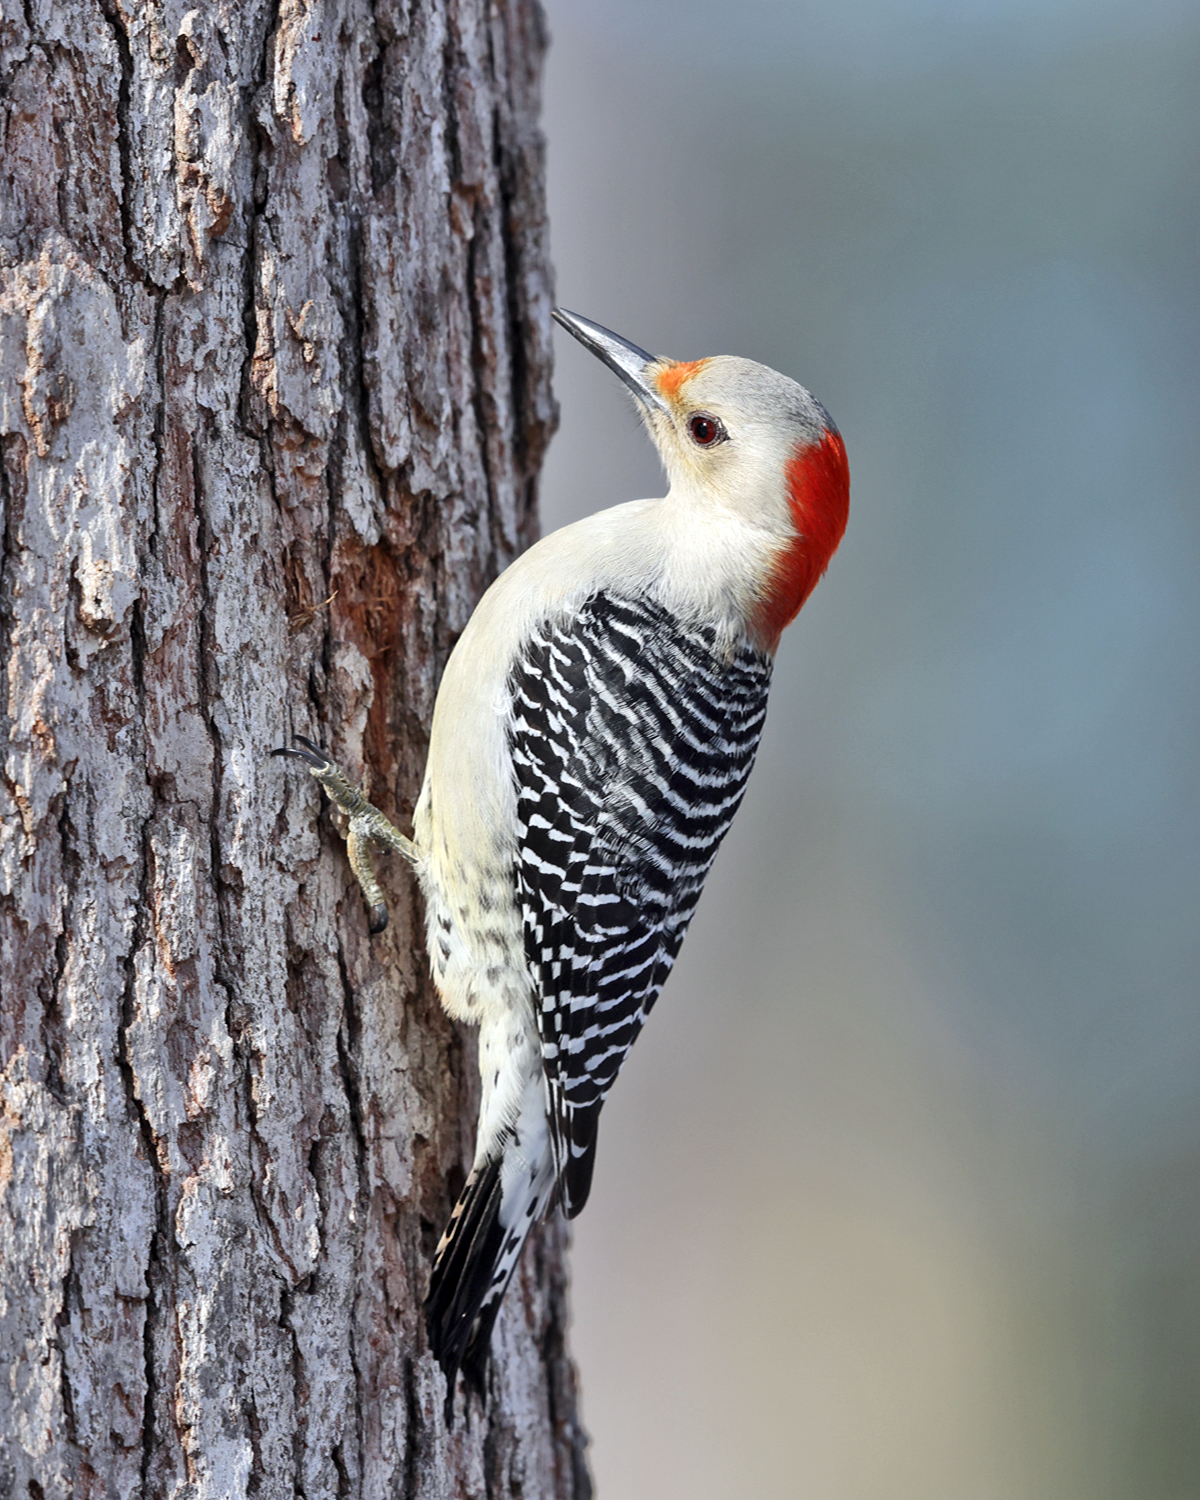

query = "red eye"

[{"left": 689, "top": 414, "right": 724, "bottom": 446}]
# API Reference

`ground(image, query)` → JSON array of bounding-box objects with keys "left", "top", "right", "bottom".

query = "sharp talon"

[
  {"left": 274, "top": 735, "right": 410, "bottom": 926},
  {"left": 271, "top": 736, "right": 330, "bottom": 771}
]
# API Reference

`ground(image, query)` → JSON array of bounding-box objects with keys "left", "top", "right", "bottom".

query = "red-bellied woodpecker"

[{"left": 275, "top": 309, "right": 850, "bottom": 1411}]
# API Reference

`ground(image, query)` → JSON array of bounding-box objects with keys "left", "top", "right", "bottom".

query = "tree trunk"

[{"left": 0, "top": 0, "right": 590, "bottom": 1494}]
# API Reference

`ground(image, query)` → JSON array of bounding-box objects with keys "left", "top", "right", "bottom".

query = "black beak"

[{"left": 552, "top": 308, "right": 671, "bottom": 416}]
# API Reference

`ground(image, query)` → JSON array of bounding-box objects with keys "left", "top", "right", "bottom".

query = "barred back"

[{"left": 509, "top": 592, "right": 772, "bottom": 1214}]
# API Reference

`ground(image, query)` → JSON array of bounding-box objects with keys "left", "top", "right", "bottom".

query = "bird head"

[{"left": 553, "top": 308, "right": 850, "bottom": 650}]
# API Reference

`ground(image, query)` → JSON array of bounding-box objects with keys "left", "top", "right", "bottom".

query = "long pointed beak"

[{"left": 552, "top": 308, "right": 671, "bottom": 416}]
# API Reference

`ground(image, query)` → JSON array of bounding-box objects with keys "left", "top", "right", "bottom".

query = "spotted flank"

[{"left": 510, "top": 591, "right": 772, "bottom": 1215}]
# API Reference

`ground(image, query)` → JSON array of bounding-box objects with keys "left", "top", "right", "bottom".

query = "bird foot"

[{"left": 273, "top": 734, "right": 417, "bottom": 934}]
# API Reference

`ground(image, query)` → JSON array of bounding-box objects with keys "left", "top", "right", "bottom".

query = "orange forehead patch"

[{"left": 654, "top": 359, "right": 709, "bottom": 399}]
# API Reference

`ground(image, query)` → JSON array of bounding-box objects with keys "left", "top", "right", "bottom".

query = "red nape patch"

[
  {"left": 654, "top": 359, "right": 709, "bottom": 399},
  {"left": 751, "top": 428, "right": 850, "bottom": 652}
]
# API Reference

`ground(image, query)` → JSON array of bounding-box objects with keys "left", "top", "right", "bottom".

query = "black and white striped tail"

[{"left": 424, "top": 1149, "right": 548, "bottom": 1418}]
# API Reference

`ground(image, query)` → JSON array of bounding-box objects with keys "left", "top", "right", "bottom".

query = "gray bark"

[{"left": 0, "top": 0, "right": 591, "bottom": 1494}]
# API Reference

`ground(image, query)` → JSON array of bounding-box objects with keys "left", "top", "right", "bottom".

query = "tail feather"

[
  {"left": 560, "top": 1102, "right": 601, "bottom": 1219},
  {"left": 425, "top": 1148, "right": 550, "bottom": 1418},
  {"left": 425, "top": 1156, "right": 505, "bottom": 1399}
]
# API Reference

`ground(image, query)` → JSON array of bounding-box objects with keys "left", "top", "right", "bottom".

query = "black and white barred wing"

[{"left": 509, "top": 593, "right": 772, "bottom": 1216}]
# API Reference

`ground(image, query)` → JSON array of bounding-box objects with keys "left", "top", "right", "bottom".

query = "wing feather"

[{"left": 509, "top": 593, "right": 771, "bottom": 1216}]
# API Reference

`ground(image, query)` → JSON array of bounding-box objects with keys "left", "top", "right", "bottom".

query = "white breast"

[{"left": 411, "top": 488, "right": 783, "bottom": 1022}]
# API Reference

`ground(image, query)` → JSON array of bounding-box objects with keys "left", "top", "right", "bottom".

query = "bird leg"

[{"left": 273, "top": 734, "right": 417, "bottom": 934}]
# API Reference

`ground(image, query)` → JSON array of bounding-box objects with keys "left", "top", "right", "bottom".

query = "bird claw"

[
  {"left": 271, "top": 733, "right": 332, "bottom": 772},
  {"left": 273, "top": 733, "right": 418, "bottom": 934}
]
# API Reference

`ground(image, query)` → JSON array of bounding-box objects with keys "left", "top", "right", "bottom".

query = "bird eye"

[{"left": 688, "top": 413, "right": 725, "bottom": 447}]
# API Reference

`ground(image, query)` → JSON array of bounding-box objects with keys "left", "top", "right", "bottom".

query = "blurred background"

[{"left": 536, "top": 0, "right": 1200, "bottom": 1495}]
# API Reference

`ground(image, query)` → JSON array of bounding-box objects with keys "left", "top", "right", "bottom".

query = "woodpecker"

[{"left": 276, "top": 309, "right": 850, "bottom": 1411}]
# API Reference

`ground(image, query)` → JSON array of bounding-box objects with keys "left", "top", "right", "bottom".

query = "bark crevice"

[
  {"left": 94, "top": 0, "right": 147, "bottom": 287},
  {"left": 117, "top": 812, "right": 168, "bottom": 1492}
]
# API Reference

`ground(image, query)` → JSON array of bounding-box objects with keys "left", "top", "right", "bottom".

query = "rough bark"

[{"left": 0, "top": 0, "right": 590, "bottom": 1494}]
